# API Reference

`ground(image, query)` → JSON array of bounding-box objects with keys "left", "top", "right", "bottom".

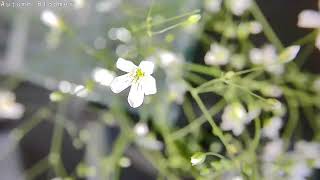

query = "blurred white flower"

[
  {"left": 249, "top": 21, "right": 263, "bottom": 34},
  {"left": 221, "top": 102, "right": 249, "bottom": 136},
  {"left": 289, "top": 161, "right": 312, "bottom": 180},
  {"left": 73, "top": 0, "right": 85, "bottom": 9},
  {"left": 110, "top": 58, "right": 157, "bottom": 108},
  {"left": 262, "top": 117, "right": 283, "bottom": 139},
  {"left": 0, "top": 91, "right": 25, "bottom": 120},
  {"left": 249, "top": 45, "right": 299, "bottom": 75},
  {"left": 156, "top": 50, "right": 183, "bottom": 67},
  {"left": 191, "top": 152, "right": 206, "bottom": 166},
  {"left": 41, "top": 10, "right": 62, "bottom": 29},
  {"left": 133, "top": 122, "right": 149, "bottom": 136},
  {"left": 58, "top": 80, "right": 72, "bottom": 93},
  {"left": 204, "top": 0, "right": 222, "bottom": 13},
  {"left": 227, "top": 0, "right": 252, "bottom": 16},
  {"left": 92, "top": 67, "right": 115, "bottom": 86},
  {"left": 295, "top": 141, "right": 320, "bottom": 168},
  {"left": 261, "top": 85, "right": 283, "bottom": 98},
  {"left": 74, "top": 85, "right": 89, "bottom": 98},
  {"left": 205, "top": 43, "right": 231, "bottom": 66},
  {"left": 168, "top": 81, "right": 187, "bottom": 104},
  {"left": 262, "top": 139, "right": 283, "bottom": 162},
  {"left": 297, "top": 9, "right": 320, "bottom": 50},
  {"left": 108, "top": 27, "right": 131, "bottom": 43},
  {"left": 135, "top": 136, "right": 163, "bottom": 150}
]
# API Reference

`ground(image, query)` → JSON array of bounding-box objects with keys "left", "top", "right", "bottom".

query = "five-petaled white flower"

[
  {"left": 110, "top": 58, "right": 157, "bottom": 108},
  {"left": 297, "top": 2, "right": 320, "bottom": 50}
]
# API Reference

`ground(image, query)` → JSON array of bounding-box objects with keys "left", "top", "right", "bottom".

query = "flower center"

[{"left": 133, "top": 68, "right": 145, "bottom": 81}]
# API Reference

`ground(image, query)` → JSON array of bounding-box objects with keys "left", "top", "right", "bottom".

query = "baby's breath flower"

[
  {"left": 221, "top": 102, "right": 249, "bottom": 136},
  {"left": 0, "top": 90, "right": 25, "bottom": 120},
  {"left": 41, "top": 10, "right": 63, "bottom": 29},
  {"left": 133, "top": 122, "right": 149, "bottom": 136},
  {"left": 297, "top": 9, "right": 320, "bottom": 50},
  {"left": 110, "top": 58, "right": 157, "bottom": 108},
  {"left": 262, "top": 140, "right": 283, "bottom": 162},
  {"left": 262, "top": 117, "right": 283, "bottom": 139},
  {"left": 204, "top": 0, "right": 222, "bottom": 13},
  {"left": 92, "top": 67, "right": 115, "bottom": 87},
  {"left": 205, "top": 43, "right": 231, "bottom": 66},
  {"left": 226, "top": 0, "right": 252, "bottom": 16}
]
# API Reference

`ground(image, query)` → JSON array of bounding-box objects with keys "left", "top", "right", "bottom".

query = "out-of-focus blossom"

[
  {"left": 168, "top": 81, "right": 187, "bottom": 104},
  {"left": 133, "top": 122, "right": 149, "bottom": 136},
  {"left": 249, "top": 45, "right": 300, "bottom": 75},
  {"left": 73, "top": 0, "right": 85, "bottom": 9},
  {"left": 205, "top": 43, "right": 231, "bottom": 66},
  {"left": 226, "top": 0, "right": 252, "bottom": 16},
  {"left": 149, "top": 50, "right": 187, "bottom": 104},
  {"left": 295, "top": 141, "right": 320, "bottom": 168},
  {"left": 262, "top": 139, "right": 283, "bottom": 162},
  {"left": 249, "top": 21, "right": 263, "bottom": 34},
  {"left": 297, "top": 9, "right": 320, "bottom": 50},
  {"left": 110, "top": 58, "right": 157, "bottom": 108},
  {"left": 237, "top": 21, "right": 262, "bottom": 39},
  {"left": 92, "top": 67, "right": 115, "bottom": 86},
  {"left": 74, "top": 85, "right": 89, "bottom": 98},
  {"left": 204, "top": 0, "right": 222, "bottom": 13},
  {"left": 119, "top": 157, "right": 131, "bottom": 168},
  {"left": 0, "top": 90, "right": 25, "bottom": 120},
  {"left": 289, "top": 160, "right": 312, "bottom": 180},
  {"left": 261, "top": 85, "right": 283, "bottom": 98},
  {"left": 135, "top": 136, "right": 163, "bottom": 150},
  {"left": 41, "top": 10, "right": 62, "bottom": 29},
  {"left": 108, "top": 27, "right": 132, "bottom": 43},
  {"left": 262, "top": 117, "right": 283, "bottom": 139},
  {"left": 221, "top": 102, "right": 249, "bottom": 136}
]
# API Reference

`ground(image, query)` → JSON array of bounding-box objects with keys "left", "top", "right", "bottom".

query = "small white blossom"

[
  {"left": 249, "top": 44, "right": 300, "bottom": 75},
  {"left": 262, "top": 117, "right": 283, "bottom": 139},
  {"left": 295, "top": 141, "right": 320, "bottom": 168},
  {"left": 261, "top": 85, "right": 283, "bottom": 98},
  {"left": 262, "top": 139, "right": 283, "bottom": 162},
  {"left": 297, "top": 9, "right": 320, "bottom": 50},
  {"left": 249, "top": 21, "right": 263, "bottom": 34},
  {"left": 92, "top": 67, "right": 115, "bottom": 86},
  {"left": 205, "top": 43, "right": 231, "bottom": 66},
  {"left": 110, "top": 58, "right": 157, "bottom": 108},
  {"left": 41, "top": 10, "right": 62, "bottom": 29},
  {"left": 133, "top": 122, "right": 149, "bottom": 136},
  {"left": 204, "top": 0, "right": 222, "bottom": 13},
  {"left": 221, "top": 102, "right": 249, "bottom": 136},
  {"left": 191, "top": 152, "right": 206, "bottom": 166},
  {"left": 0, "top": 91, "right": 25, "bottom": 120},
  {"left": 227, "top": 0, "right": 252, "bottom": 16}
]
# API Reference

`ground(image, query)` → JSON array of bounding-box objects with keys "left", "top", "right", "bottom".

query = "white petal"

[
  {"left": 279, "top": 45, "right": 300, "bottom": 63},
  {"left": 297, "top": 10, "right": 320, "bottom": 28},
  {"left": 139, "top": 61, "right": 154, "bottom": 75},
  {"left": 128, "top": 82, "right": 144, "bottom": 108},
  {"left": 316, "top": 33, "right": 320, "bottom": 51},
  {"left": 110, "top": 74, "right": 133, "bottom": 93},
  {"left": 142, "top": 75, "right": 157, "bottom": 95},
  {"left": 116, "top": 58, "right": 137, "bottom": 72}
]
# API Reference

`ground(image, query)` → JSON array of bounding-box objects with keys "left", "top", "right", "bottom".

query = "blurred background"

[{"left": 0, "top": 0, "right": 319, "bottom": 180}]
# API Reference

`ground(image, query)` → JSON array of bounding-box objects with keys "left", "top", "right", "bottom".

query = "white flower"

[
  {"left": 0, "top": 91, "right": 25, "bottom": 120},
  {"left": 92, "top": 67, "right": 115, "bottom": 86},
  {"left": 190, "top": 152, "right": 206, "bottom": 166},
  {"left": 221, "top": 102, "right": 249, "bottom": 136},
  {"left": 249, "top": 21, "right": 263, "bottom": 34},
  {"left": 297, "top": 9, "right": 320, "bottom": 50},
  {"left": 295, "top": 141, "right": 320, "bottom": 168},
  {"left": 133, "top": 122, "right": 149, "bottom": 136},
  {"left": 262, "top": 117, "right": 283, "bottom": 139},
  {"left": 41, "top": 10, "right": 62, "bottom": 29},
  {"left": 110, "top": 58, "right": 157, "bottom": 108},
  {"left": 204, "top": 0, "right": 222, "bottom": 13},
  {"left": 261, "top": 85, "right": 283, "bottom": 98},
  {"left": 289, "top": 161, "right": 312, "bottom": 180},
  {"left": 227, "top": 0, "right": 252, "bottom": 16},
  {"left": 205, "top": 43, "right": 231, "bottom": 66},
  {"left": 262, "top": 139, "right": 283, "bottom": 162},
  {"left": 278, "top": 45, "right": 300, "bottom": 63}
]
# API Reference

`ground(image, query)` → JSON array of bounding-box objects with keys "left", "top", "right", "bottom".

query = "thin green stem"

[{"left": 250, "top": 1, "right": 284, "bottom": 50}]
